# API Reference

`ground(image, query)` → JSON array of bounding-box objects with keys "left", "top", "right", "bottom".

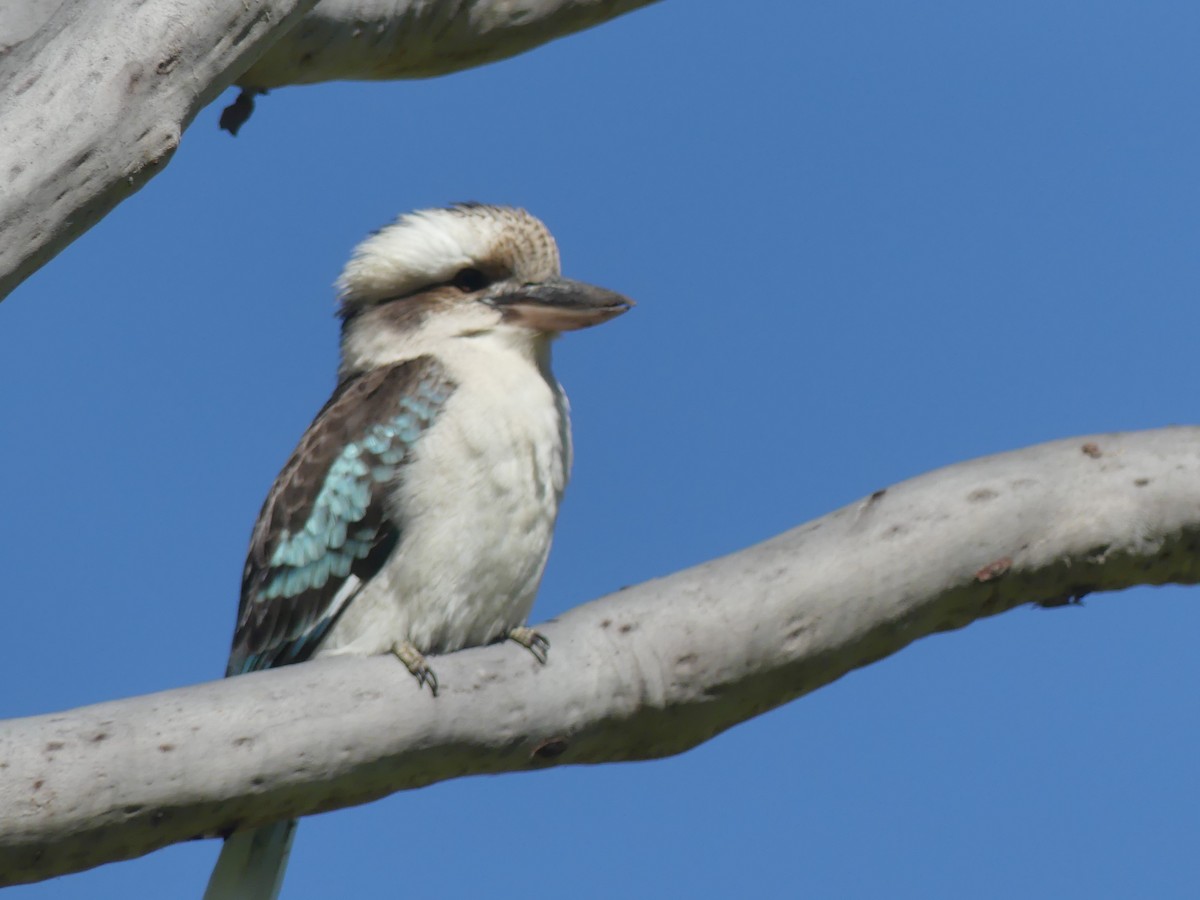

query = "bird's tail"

[{"left": 203, "top": 819, "right": 298, "bottom": 900}]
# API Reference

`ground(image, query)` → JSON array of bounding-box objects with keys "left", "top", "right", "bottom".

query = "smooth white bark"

[
  {"left": 0, "top": 0, "right": 658, "bottom": 302},
  {"left": 0, "top": 1, "right": 63, "bottom": 55},
  {"left": 2, "top": 427, "right": 1197, "bottom": 886},
  {"left": 0, "top": 0, "right": 321, "bottom": 301}
]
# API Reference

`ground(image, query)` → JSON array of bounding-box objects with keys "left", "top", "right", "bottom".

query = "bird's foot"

[
  {"left": 390, "top": 641, "right": 439, "bottom": 696},
  {"left": 507, "top": 626, "right": 550, "bottom": 664}
]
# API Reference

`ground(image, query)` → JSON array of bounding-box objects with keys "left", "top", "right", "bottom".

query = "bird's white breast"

[{"left": 317, "top": 331, "right": 571, "bottom": 658}]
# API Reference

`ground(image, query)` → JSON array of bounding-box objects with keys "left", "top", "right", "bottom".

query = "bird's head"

[{"left": 335, "top": 204, "right": 632, "bottom": 375}]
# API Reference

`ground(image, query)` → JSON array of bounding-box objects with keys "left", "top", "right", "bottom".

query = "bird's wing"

[{"left": 227, "top": 355, "right": 456, "bottom": 675}]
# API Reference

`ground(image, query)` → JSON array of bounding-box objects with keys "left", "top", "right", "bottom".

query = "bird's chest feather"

[{"left": 320, "top": 345, "right": 570, "bottom": 656}]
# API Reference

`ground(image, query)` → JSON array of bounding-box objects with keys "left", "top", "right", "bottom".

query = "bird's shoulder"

[{"left": 251, "top": 357, "right": 454, "bottom": 543}]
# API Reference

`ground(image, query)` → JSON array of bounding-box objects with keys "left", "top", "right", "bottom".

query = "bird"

[{"left": 203, "top": 203, "right": 632, "bottom": 899}]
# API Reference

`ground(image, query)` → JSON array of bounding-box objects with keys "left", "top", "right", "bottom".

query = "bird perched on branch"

[{"left": 204, "top": 203, "right": 632, "bottom": 899}]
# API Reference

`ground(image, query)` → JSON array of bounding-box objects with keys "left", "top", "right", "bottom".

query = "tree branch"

[
  {"left": 0, "top": 0, "right": 658, "bottom": 302},
  {"left": 0, "top": 0, "right": 322, "bottom": 303},
  {"left": 3, "top": 427, "right": 1198, "bottom": 886},
  {"left": 239, "top": 0, "right": 661, "bottom": 88}
]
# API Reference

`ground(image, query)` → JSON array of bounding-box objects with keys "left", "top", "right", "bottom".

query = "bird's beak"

[{"left": 489, "top": 278, "right": 634, "bottom": 332}]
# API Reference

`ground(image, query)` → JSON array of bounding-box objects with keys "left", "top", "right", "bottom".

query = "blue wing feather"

[{"left": 227, "top": 356, "right": 455, "bottom": 676}]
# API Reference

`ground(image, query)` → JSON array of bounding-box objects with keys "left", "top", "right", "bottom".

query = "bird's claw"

[
  {"left": 390, "top": 641, "right": 439, "bottom": 696},
  {"left": 507, "top": 626, "right": 550, "bottom": 665}
]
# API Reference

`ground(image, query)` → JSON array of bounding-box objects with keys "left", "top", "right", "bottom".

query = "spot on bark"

[
  {"left": 1081, "top": 442, "right": 1102, "bottom": 458},
  {"left": 975, "top": 557, "right": 1012, "bottom": 582},
  {"left": 531, "top": 737, "right": 569, "bottom": 760},
  {"left": 782, "top": 616, "right": 813, "bottom": 652}
]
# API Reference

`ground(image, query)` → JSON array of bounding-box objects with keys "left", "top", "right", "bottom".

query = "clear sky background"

[{"left": 3, "top": 2, "right": 1199, "bottom": 897}]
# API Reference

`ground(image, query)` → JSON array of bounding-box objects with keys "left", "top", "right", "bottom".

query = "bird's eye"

[{"left": 452, "top": 267, "right": 489, "bottom": 292}]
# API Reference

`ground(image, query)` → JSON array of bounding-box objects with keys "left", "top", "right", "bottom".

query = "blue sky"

[{"left": 3, "top": 1, "right": 1199, "bottom": 897}]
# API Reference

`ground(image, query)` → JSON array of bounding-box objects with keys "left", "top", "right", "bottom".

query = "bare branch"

[
  {"left": 240, "top": 0, "right": 661, "bottom": 88},
  {"left": 3, "top": 427, "right": 1197, "bottom": 886},
  {"left": 0, "top": 0, "right": 322, "bottom": 302}
]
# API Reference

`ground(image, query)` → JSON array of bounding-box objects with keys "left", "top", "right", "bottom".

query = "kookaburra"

[{"left": 204, "top": 204, "right": 632, "bottom": 899}]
